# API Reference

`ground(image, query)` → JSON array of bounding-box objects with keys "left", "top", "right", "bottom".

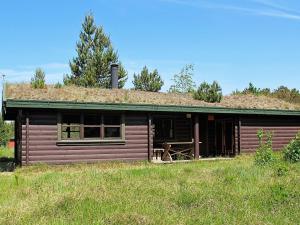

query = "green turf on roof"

[{"left": 5, "top": 83, "right": 300, "bottom": 111}]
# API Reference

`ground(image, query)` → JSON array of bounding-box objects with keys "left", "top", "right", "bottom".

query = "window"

[
  {"left": 154, "top": 118, "right": 174, "bottom": 140},
  {"left": 58, "top": 113, "right": 124, "bottom": 142},
  {"left": 104, "top": 115, "right": 121, "bottom": 138},
  {"left": 84, "top": 114, "right": 101, "bottom": 139},
  {"left": 61, "top": 114, "right": 81, "bottom": 140}
]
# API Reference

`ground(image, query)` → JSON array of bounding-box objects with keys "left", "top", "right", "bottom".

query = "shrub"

[
  {"left": 283, "top": 132, "right": 300, "bottom": 163},
  {"left": 31, "top": 68, "right": 46, "bottom": 89},
  {"left": 0, "top": 116, "right": 13, "bottom": 147},
  {"left": 274, "top": 163, "right": 289, "bottom": 177},
  {"left": 193, "top": 81, "right": 222, "bottom": 103},
  {"left": 254, "top": 129, "right": 276, "bottom": 166},
  {"left": 54, "top": 82, "right": 62, "bottom": 89}
]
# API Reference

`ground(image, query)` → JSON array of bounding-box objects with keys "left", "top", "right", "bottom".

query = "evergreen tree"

[
  {"left": 169, "top": 64, "right": 196, "bottom": 93},
  {"left": 31, "top": 68, "right": 46, "bottom": 89},
  {"left": 133, "top": 66, "right": 164, "bottom": 92},
  {"left": 64, "top": 14, "right": 127, "bottom": 88},
  {"left": 193, "top": 81, "right": 222, "bottom": 103},
  {"left": 242, "top": 82, "right": 260, "bottom": 95}
]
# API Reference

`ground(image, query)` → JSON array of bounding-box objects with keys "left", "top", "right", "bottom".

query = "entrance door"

[{"left": 215, "top": 120, "right": 234, "bottom": 156}]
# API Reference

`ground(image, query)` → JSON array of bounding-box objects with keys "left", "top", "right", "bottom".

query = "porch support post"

[
  {"left": 238, "top": 116, "right": 241, "bottom": 155},
  {"left": 25, "top": 113, "right": 29, "bottom": 165},
  {"left": 147, "top": 113, "right": 153, "bottom": 162},
  {"left": 16, "top": 110, "right": 22, "bottom": 166},
  {"left": 194, "top": 114, "right": 200, "bottom": 159}
]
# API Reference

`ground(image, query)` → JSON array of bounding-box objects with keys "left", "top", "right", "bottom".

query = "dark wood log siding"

[
  {"left": 240, "top": 116, "right": 300, "bottom": 152},
  {"left": 21, "top": 112, "right": 149, "bottom": 164}
]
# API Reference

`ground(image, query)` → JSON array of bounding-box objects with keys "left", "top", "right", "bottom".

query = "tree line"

[
  {"left": 29, "top": 13, "right": 223, "bottom": 103},
  {"left": 28, "top": 13, "right": 300, "bottom": 106},
  {"left": 233, "top": 83, "right": 300, "bottom": 104}
]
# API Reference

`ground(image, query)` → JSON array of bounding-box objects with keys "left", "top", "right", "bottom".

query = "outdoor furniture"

[
  {"left": 152, "top": 148, "right": 164, "bottom": 162},
  {"left": 161, "top": 141, "right": 201, "bottom": 161}
]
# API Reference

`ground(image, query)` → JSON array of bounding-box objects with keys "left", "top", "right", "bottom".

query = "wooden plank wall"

[
  {"left": 21, "top": 112, "right": 149, "bottom": 165},
  {"left": 240, "top": 116, "right": 300, "bottom": 153}
]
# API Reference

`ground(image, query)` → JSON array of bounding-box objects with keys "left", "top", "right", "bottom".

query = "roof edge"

[{"left": 4, "top": 99, "right": 300, "bottom": 116}]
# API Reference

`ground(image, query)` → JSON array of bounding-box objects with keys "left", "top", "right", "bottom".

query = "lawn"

[{"left": 0, "top": 155, "right": 299, "bottom": 225}]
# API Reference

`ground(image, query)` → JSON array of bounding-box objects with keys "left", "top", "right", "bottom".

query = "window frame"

[
  {"left": 154, "top": 117, "right": 175, "bottom": 142},
  {"left": 57, "top": 112, "right": 125, "bottom": 145}
]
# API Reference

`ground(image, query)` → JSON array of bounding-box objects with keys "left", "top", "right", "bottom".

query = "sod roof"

[{"left": 4, "top": 83, "right": 300, "bottom": 111}]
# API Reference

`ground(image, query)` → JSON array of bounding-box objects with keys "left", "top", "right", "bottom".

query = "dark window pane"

[
  {"left": 164, "top": 120, "right": 174, "bottom": 138},
  {"left": 84, "top": 114, "right": 100, "bottom": 125},
  {"left": 154, "top": 119, "right": 174, "bottom": 140},
  {"left": 84, "top": 127, "right": 100, "bottom": 138},
  {"left": 104, "top": 115, "right": 120, "bottom": 125},
  {"left": 104, "top": 127, "right": 121, "bottom": 138},
  {"left": 62, "top": 126, "right": 80, "bottom": 139},
  {"left": 62, "top": 114, "right": 80, "bottom": 126}
]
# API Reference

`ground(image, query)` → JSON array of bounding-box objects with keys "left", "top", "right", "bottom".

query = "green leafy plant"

[
  {"left": 193, "top": 81, "right": 222, "bottom": 103},
  {"left": 283, "top": 132, "right": 300, "bottom": 163},
  {"left": 169, "top": 64, "right": 196, "bottom": 93},
  {"left": 274, "top": 163, "right": 289, "bottom": 177},
  {"left": 254, "top": 129, "right": 276, "bottom": 166},
  {"left": 31, "top": 68, "right": 46, "bottom": 89},
  {"left": 0, "top": 116, "right": 13, "bottom": 147}
]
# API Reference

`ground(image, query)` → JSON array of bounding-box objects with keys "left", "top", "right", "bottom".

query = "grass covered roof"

[{"left": 4, "top": 83, "right": 300, "bottom": 111}]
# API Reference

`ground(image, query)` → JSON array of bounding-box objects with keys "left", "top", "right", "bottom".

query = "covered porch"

[{"left": 150, "top": 113, "right": 238, "bottom": 162}]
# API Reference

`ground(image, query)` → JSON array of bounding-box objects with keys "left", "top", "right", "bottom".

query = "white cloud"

[
  {"left": 161, "top": 0, "right": 300, "bottom": 21},
  {"left": 252, "top": 0, "right": 300, "bottom": 14}
]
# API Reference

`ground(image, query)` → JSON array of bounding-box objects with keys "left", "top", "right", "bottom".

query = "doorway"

[{"left": 207, "top": 118, "right": 235, "bottom": 156}]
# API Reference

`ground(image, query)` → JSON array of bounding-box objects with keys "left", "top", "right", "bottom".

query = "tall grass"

[{"left": 0, "top": 155, "right": 299, "bottom": 225}]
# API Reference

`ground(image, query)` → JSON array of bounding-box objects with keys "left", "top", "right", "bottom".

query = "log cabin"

[{"left": 2, "top": 67, "right": 300, "bottom": 165}]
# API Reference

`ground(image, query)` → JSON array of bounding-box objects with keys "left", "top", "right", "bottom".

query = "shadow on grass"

[{"left": 0, "top": 158, "right": 15, "bottom": 172}]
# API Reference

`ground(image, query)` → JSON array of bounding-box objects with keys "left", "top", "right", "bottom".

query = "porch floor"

[{"left": 151, "top": 157, "right": 234, "bottom": 164}]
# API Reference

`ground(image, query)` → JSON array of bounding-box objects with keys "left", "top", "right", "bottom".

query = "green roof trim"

[{"left": 4, "top": 99, "right": 300, "bottom": 116}]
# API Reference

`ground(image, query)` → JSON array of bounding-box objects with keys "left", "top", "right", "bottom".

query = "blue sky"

[{"left": 1, "top": 0, "right": 300, "bottom": 95}]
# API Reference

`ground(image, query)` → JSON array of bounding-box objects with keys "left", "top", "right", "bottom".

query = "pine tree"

[
  {"left": 193, "top": 81, "right": 222, "bottom": 103},
  {"left": 64, "top": 14, "right": 127, "bottom": 88},
  {"left": 133, "top": 66, "right": 164, "bottom": 92},
  {"left": 31, "top": 68, "right": 46, "bottom": 89}
]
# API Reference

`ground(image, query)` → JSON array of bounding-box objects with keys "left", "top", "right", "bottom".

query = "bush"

[
  {"left": 54, "top": 82, "right": 62, "bottom": 88},
  {"left": 283, "top": 132, "right": 300, "bottom": 163},
  {"left": 31, "top": 68, "right": 46, "bottom": 89},
  {"left": 193, "top": 81, "right": 222, "bottom": 103},
  {"left": 0, "top": 116, "right": 13, "bottom": 147},
  {"left": 254, "top": 129, "right": 276, "bottom": 166}
]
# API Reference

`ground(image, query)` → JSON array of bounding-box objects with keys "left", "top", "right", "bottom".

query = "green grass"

[{"left": 0, "top": 155, "right": 299, "bottom": 225}]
